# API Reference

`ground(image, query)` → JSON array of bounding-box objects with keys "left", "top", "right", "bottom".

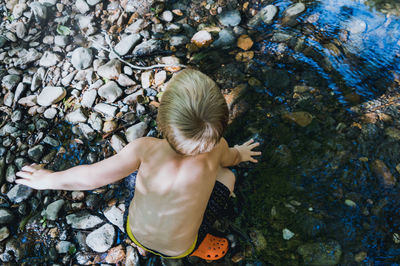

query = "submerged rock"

[
  {"left": 297, "top": 241, "right": 342, "bottom": 265},
  {"left": 7, "top": 184, "right": 33, "bottom": 203},
  {"left": 282, "top": 112, "right": 313, "bottom": 127},
  {"left": 372, "top": 160, "right": 396, "bottom": 187}
]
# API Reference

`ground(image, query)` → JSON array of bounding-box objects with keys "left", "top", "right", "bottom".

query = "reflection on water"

[{"left": 225, "top": 0, "right": 400, "bottom": 264}]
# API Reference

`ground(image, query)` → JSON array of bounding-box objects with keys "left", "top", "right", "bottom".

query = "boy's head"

[{"left": 157, "top": 69, "right": 229, "bottom": 155}]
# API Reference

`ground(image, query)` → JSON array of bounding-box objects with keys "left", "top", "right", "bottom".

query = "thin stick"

[{"left": 86, "top": 32, "right": 187, "bottom": 71}]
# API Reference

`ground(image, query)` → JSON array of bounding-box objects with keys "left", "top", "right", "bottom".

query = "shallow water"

[{"left": 222, "top": 0, "right": 400, "bottom": 264}]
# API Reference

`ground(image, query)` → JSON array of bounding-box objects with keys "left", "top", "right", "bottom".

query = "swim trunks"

[{"left": 122, "top": 172, "right": 231, "bottom": 258}]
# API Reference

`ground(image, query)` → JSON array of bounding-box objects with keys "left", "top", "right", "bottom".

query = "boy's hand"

[
  {"left": 234, "top": 139, "right": 262, "bottom": 163},
  {"left": 16, "top": 163, "right": 54, "bottom": 190}
]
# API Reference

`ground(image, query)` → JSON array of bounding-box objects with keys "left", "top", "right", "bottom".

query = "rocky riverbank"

[{"left": 2, "top": 0, "right": 400, "bottom": 265}]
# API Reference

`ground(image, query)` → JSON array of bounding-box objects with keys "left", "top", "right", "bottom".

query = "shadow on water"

[{"left": 216, "top": 0, "right": 400, "bottom": 264}]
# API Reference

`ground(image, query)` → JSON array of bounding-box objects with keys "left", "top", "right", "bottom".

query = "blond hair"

[{"left": 157, "top": 69, "right": 229, "bottom": 155}]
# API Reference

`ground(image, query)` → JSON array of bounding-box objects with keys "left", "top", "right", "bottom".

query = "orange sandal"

[{"left": 190, "top": 233, "right": 229, "bottom": 260}]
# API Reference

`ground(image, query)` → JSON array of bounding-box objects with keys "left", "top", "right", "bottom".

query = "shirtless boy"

[{"left": 16, "top": 69, "right": 261, "bottom": 260}]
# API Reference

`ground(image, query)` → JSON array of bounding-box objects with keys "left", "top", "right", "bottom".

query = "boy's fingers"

[
  {"left": 244, "top": 139, "right": 254, "bottom": 145},
  {"left": 250, "top": 158, "right": 258, "bottom": 163},
  {"left": 16, "top": 171, "right": 32, "bottom": 179},
  {"left": 15, "top": 179, "right": 29, "bottom": 186},
  {"left": 21, "top": 165, "right": 37, "bottom": 173},
  {"left": 250, "top": 142, "right": 260, "bottom": 148},
  {"left": 251, "top": 151, "right": 262, "bottom": 155}
]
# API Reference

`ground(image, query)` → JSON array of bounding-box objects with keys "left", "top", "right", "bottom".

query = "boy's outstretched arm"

[
  {"left": 220, "top": 137, "right": 261, "bottom": 167},
  {"left": 15, "top": 137, "right": 147, "bottom": 191}
]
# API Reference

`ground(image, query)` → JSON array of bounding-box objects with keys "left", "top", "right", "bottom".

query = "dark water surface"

[{"left": 219, "top": 0, "right": 400, "bottom": 264}]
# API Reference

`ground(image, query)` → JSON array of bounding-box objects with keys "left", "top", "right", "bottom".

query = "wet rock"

[
  {"left": 78, "top": 123, "right": 96, "bottom": 140},
  {"left": 54, "top": 35, "right": 69, "bottom": 46},
  {"left": 103, "top": 205, "right": 124, "bottom": 232},
  {"left": 15, "top": 22, "right": 26, "bottom": 39},
  {"left": 28, "top": 144, "right": 45, "bottom": 162},
  {"left": 237, "top": 35, "right": 253, "bottom": 51},
  {"left": 154, "top": 70, "right": 167, "bottom": 86},
  {"left": 43, "top": 199, "right": 65, "bottom": 220},
  {"left": 30, "top": 2, "right": 47, "bottom": 22},
  {"left": 191, "top": 30, "right": 213, "bottom": 48},
  {"left": 114, "top": 34, "right": 141, "bottom": 56},
  {"left": 103, "top": 120, "right": 118, "bottom": 133},
  {"left": 39, "top": 51, "right": 61, "bottom": 67},
  {"left": 282, "top": 228, "right": 294, "bottom": 240},
  {"left": 66, "top": 211, "right": 103, "bottom": 229},
  {"left": 110, "top": 135, "right": 126, "bottom": 153},
  {"left": 170, "top": 35, "right": 189, "bottom": 47},
  {"left": 249, "top": 230, "right": 267, "bottom": 252},
  {"left": 212, "top": 28, "right": 236, "bottom": 48},
  {"left": 218, "top": 10, "right": 241, "bottom": 27},
  {"left": 297, "top": 241, "right": 342, "bottom": 265},
  {"left": 126, "top": 122, "right": 147, "bottom": 142},
  {"left": 2, "top": 75, "right": 21, "bottom": 91},
  {"left": 125, "top": 19, "right": 148, "bottom": 34},
  {"left": 37, "top": 87, "right": 66, "bottom": 106},
  {"left": 345, "top": 18, "right": 367, "bottom": 34},
  {"left": 71, "top": 48, "right": 93, "bottom": 70},
  {"left": 355, "top": 251, "right": 367, "bottom": 262},
  {"left": 161, "top": 56, "right": 181, "bottom": 72},
  {"left": 86, "top": 223, "right": 115, "bottom": 252},
  {"left": 98, "top": 81, "right": 123, "bottom": 103},
  {"left": 272, "top": 144, "right": 292, "bottom": 166},
  {"left": 97, "top": 59, "right": 122, "bottom": 80},
  {"left": 7, "top": 184, "right": 33, "bottom": 203},
  {"left": 272, "top": 32, "right": 293, "bottom": 42},
  {"left": 283, "top": 3, "right": 306, "bottom": 18},
  {"left": 132, "top": 39, "right": 163, "bottom": 57},
  {"left": 248, "top": 5, "right": 278, "bottom": 26},
  {"left": 282, "top": 112, "right": 313, "bottom": 127},
  {"left": 16, "top": 49, "right": 43, "bottom": 66},
  {"left": 123, "top": 89, "right": 144, "bottom": 104},
  {"left": 372, "top": 159, "right": 396, "bottom": 187},
  {"left": 125, "top": 245, "right": 140, "bottom": 265},
  {"left": 105, "top": 244, "right": 125, "bottom": 264},
  {"left": 0, "top": 209, "right": 14, "bottom": 224},
  {"left": 56, "top": 241, "right": 75, "bottom": 253},
  {"left": 0, "top": 227, "right": 10, "bottom": 242},
  {"left": 87, "top": 0, "right": 101, "bottom": 5},
  {"left": 385, "top": 127, "right": 400, "bottom": 141}
]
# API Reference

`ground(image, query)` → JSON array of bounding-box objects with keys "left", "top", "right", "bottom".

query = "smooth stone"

[
  {"left": 37, "top": 87, "right": 66, "bottom": 106},
  {"left": 81, "top": 89, "right": 97, "bottom": 108},
  {"left": 5, "top": 165, "right": 16, "bottom": 183},
  {"left": 13, "top": 3, "right": 27, "bottom": 19},
  {"left": 86, "top": 223, "right": 116, "bottom": 252},
  {"left": 249, "top": 5, "right": 278, "bottom": 26},
  {"left": 169, "top": 35, "right": 189, "bottom": 47},
  {"left": 66, "top": 108, "right": 87, "bottom": 124},
  {"left": 103, "top": 205, "right": 124, "bottom": 232},
  {"left": 7, "top": 184, "right": 33, "bottom": 203},
  {"left": 94, "top": 103, "right": 118, "bottom": 117},
  {"left": 212, "top": 28, "right": 236, "bottom": 48},
  {"left": 160, "top": 10, "right": 174, "bottom": 22},
  {"left": 345, "top": 18, "right": 366, "bottom": 34},
  {"left": 15, "top": 22, "right": 26, "bottom": 39},
  {"left": 44, "top": 107, "right": 58, "bottom": 119},
  {"left": 191, "top": 30, "right": 213, "bottom": 48},
  {"left": 283, "top": 228, "right": 295, "bottom": 240},
  {"left": 110, "top": 135, "right": 126, "bottom": 153},
  {"left": 105, "top": 245, "right": 126, "bottom": 264},
  {"left": 0, "top": 227, "right": 10, "bottom": 242},
  {"left": 71, "top": 47, "right": 93, "bottom": 70},
  {"left": 78, "top": 123, "right": 96, "bottom": 140},
  {"left": 39, "top": 0, "right": 57, "bottom": 6},
  {"left": 28, "top": 144, "right": 45, "bottom": 162},
  {"left": 117, "top": 74, "right": 136, "bottom": 87},
  {"left": 43, "top": 199, "right": 65, "bottom": 220},
  {"left": 218, "top": 10, "right": 241, "bottom": 27},
  {"left": 282, "top": 111, "right": 313, "bottom": 127},
  {"left": 30, "top": 2, "right": 47, "bottom": 21},
  {"left": 76, "top": 0, "right": 90, "bottom": 14},
  {"left": 154, "top": 71, "right": 167, "bottom": 86},
  {"left": 141, "top": 71, "right": 153, "bottom": 89},
  {"left": 39, "top": 51, "right": 61, "bottom": 67},
  {"left": 88, "top": 112, "right": 103, "bottom": 131},
  {"left": 125, "top": 19, "right": 147, "bottom": 34},
  {"left": 372, "top": 159, "right": 396, "bottom": 187},
  {"left": 132, "top": 39, "right": 163, "bottom": 57},
  {"left": 125, "top": 246, "right": 140, "bottom": 265},
  {"left": 43, "top": 136, "right": 60, "bottom": 147},
  {"left": 113, "top": 34, "right": 141, "bottom": 56},
  {"left": 54, "top": 35, "right": 69, "bottom": 46},
  {"left": 15, "top": 48, "right": 42, "bottom": 66},
  {"left": 97, "top": 59, "right": 122, "bottom": 80},
  {"left": 66, "top": 211, "right": 103, "bottom": 229},
  {"left": 283, "top": 3, "right": 306, "bottom": 18},
  {"left": 56, "top": 241, "right": 75, "bottom": 254},
  {"left": 126, "top": 122, "right": 147, "bottom": 142},
  {"left": 2, "top": 75, "right": 21, "bottom": 91},
  {"left": 0, "top": 209, "right": 14, "bottom": 224},
  {"left": 98, "top": 81, "right": 123, "bottom": 103},
  {"left": 87, "top": 0, "right": 101, "bottom": 5}
]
